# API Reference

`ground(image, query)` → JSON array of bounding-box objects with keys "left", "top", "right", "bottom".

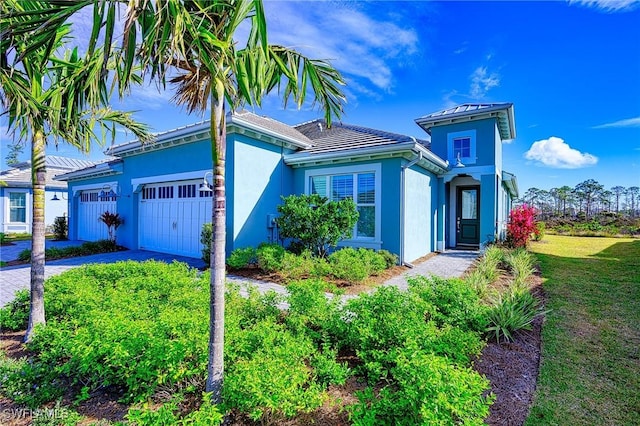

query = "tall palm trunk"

[
  {"left": 206, "top": 80, "right": 227, "bottom": 403},
  {"left": 25, "top": 129, "right": 46, "bottom": 342}
]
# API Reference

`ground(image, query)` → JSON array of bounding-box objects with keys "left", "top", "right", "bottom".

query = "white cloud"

[
  {"left": 263, "top": 2, "right": 418, "bottom": 94},
  {"left": 469, "top": 66, "right": 500, "bottom": 99},
  {"left": 568, "top": 0, "right": 640, "bottom": 13},
  {"left": 592, "top": 116, "right": 640, "bottom": 128},
  {"left": 524, "top": 136, "right": 598, "bottom": 168}
]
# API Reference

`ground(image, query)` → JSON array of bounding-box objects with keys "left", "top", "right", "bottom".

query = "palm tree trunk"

[
  {"left": 25, "top": 130, "right": 46, "bottom": 342},
  {"left": 206, "top": 81, "right": 227, "bottom": 403}
]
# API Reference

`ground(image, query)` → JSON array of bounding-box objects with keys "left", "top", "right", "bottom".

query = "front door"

[{"left": 456, "top": 186, "right": 480, "bottom": 246}]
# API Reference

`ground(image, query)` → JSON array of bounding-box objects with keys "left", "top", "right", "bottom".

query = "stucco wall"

[{"left": 402, "top": 165, "right": 435, "bottom": 262}]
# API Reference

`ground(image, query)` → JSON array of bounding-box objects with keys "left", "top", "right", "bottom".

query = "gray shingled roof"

[
  {"left": 295, "top": 120, "right": 430, "bottom": 154},
  {"left": 0, "top": 156, "right": 94, "bottom": 188},
  {"left": 232, "top": 110, "right": 312, "bottom": 146}
]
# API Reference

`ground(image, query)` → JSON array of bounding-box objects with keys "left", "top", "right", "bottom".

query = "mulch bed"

[{"left": 474, "top": 273, "right": 545, "bottom": 426}]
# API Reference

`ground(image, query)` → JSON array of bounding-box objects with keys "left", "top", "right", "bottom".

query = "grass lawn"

[{"left": 526, "top": 235, "right": 640, "bottom": 425}]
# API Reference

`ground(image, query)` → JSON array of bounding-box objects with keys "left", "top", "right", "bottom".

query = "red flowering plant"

[{"left": 506, "top": 204, "right": 539, "bottom": 248}]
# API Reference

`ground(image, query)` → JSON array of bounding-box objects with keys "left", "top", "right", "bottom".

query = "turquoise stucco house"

[{"left": 56, "top": 103, "right": 519, "bottom": 264}]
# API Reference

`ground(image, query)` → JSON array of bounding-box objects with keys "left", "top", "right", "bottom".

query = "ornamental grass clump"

[{"left": 485, "top": 287, "right": 545, "bottom": 343}]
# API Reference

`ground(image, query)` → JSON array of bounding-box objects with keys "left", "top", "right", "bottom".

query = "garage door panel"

[
  {"left": 78, "top": 191, "right": 116, "bottom": 242},
  {"left": 139, "top": 180, "right": 212, "bottom": 258}
]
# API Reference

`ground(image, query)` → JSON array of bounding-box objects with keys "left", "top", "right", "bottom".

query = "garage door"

[
  {"left": 138, "top": 180, "right": 213, "bottom": 258},
  {"left": 77, "top": 190, "right": 117, "bottom": 241}
]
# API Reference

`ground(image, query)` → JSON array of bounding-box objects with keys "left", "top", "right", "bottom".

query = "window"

[
  {"left": 158, "top": 185, "right": 174, "bottom": 199},
  {"left": 453, "top": 137, "right": 471, "bottom": 159},
  {"left": 142, "top": 187, "right": 156, "bottom": 200},
  {"left": 178, "top": 184, "right": 196, "bottom": 198},
  {"left": 9, "top": 193, "right": 26, "bottom": 223},
  {"left": 447, "top": 130, "right": 476, "bottom": 164},
  {"left": 309, "top": 168, "right": 378, "bottom": 239}
]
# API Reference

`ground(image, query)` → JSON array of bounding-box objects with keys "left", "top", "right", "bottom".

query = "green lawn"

[{"left": 526, "top": 235, "right": 640, "bottom": 425}]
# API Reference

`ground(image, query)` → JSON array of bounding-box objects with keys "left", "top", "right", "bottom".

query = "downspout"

[{"left": 400, "top": 148, "right": 422, "bottom": 267}]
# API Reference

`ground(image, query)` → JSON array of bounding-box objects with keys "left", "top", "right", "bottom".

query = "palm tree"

[
  {"left": 1, "top": 2, "right": 151, "bottom": 342},
  {"left": 3, "top": 0, "right": 347, "bottom": 402}
]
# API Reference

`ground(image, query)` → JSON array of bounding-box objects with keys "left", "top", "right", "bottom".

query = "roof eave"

[
  {"left": 502, "top": 170, "right": 519, "bottom": 199},
  {"left": 285, "top": 142, "right": 448, "bottom": 174},
  {"left": 55, "top": 161, "right": 123, "bottom": 182}
]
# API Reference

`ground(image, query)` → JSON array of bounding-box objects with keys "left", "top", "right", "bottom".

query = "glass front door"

[{"left": 456, "top": 186, "right": 480, "bottom": 246}]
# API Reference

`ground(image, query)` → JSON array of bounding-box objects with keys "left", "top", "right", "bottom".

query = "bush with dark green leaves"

[
  {"left": 52, "top": 216, "right": 68, "bottom": 240},
  {"left": 276, "top": 193, "right": 359, "bottom": 257}
]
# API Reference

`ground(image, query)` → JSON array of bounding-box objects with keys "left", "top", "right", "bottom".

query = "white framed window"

[
  {"left": 447, "top": 130, "right": 476, "bottom": 165},
  {"left": 305, "top": 164, "right": 381, "bottom": 243},
  {"left": 9, "top": 192, "right": 26, "bottom": 223}
]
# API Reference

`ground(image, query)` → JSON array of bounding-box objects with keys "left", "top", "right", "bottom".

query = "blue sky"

[{"left": 2, "top": 0, "right": 639, "bottom": 194}]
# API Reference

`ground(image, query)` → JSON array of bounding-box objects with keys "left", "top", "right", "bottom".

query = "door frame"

[{"left": 455, "top": 185, "right": 480, "bottom": 247}]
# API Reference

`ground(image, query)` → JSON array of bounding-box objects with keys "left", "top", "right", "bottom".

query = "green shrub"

[
  {"left": 341, "top": 286, "right": 484, "bottom": 379},
  {"left": 408, "top": 275, "right": 488, "bottom": 332},
  {"left": 0, "top": 354, "right": 64, "bottom": 408},
  {"left": 31, "top": 401, "right": 82, "bottom": 426},
  {"left": 0, "top": 289, "right": 30, "bottom": 331},
  {"left": 328, "top": 247, "right": 386, "bottom": 283},
  {"left": 226, "top": 247, "right": 257, "bottom": 269},
  {"left": 348, "top": 349, "right": 493, "bottom": 426},
  {"left": 52, "top": 216, "right": 68, "bottom": 240},
  {"left": 27, "top": 261, "right": 210, "bottom": 403},
  {"left": 285, "top": 279, "right": 343, "bottom": 339},
  {"left": 15, "top": 240, "right": 120, "bottom": 263},
  {"left": 276, "top": 193, "right": 359, "bottom": 257},
  {"left": 200, "top": 223, "right": 212, "bottom": 264},
  {"left": 378, "top": 249, "right": 399, "bottom": 268},
  {"left": 18, "top": 249, "right": 31, "bottom": 262},
  {"left": 127, "top": 394, "right": 223, "bottom": 426},
  {"left": 278, "top": 250, "right": 316, "bottom": 281},
  {"left": 533, "top": 221, "right": 546, "bottom": 241},
  {"left": 256, "top": 242, "right": 285, "bottom": 272},
  {"left": 224, "top": 317, "right": 325, "bottom": 420},
  {"left": 486, "top": 287, "right": 545, "bottom": 343},
  {"left": 0, "top": 232, "right": 6, "bottom": 244}
]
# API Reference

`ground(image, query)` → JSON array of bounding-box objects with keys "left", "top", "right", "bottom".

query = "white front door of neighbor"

[
  {"left": 138, "top": 180, "right": 213, "bottom": 258},
  {"left": 77, "top": 190, "right": 117, "bottom": 241}
]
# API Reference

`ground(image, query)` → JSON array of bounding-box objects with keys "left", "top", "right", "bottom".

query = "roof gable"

[
  {"left": 0, "top": 155, "right": 94, "bottom": 188},
  {"left": 415, "top": 103, "right": 516, "bottom": 141}
]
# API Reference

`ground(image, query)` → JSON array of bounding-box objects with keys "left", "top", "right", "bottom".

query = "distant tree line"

[{"left": 517, "top": 179, "right": 640, "bottom": 221}]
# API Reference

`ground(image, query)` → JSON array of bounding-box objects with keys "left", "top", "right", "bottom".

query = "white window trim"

[
  {"left": 447, "top": 129, "right": 477, "bottom": 165},
  {"left": 304, "top": 163, "right": 382, "bottom": 246},
  {"left": 7, "top": 190, "right": 29, "bottom": 224}
]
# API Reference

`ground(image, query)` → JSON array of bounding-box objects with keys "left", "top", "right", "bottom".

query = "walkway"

[{"left": 0, "top": 241, "right": 478, "bottom": 307}]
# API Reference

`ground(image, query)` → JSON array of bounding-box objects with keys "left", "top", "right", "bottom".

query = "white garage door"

[
  {"left": 138, "top": 180, "right": 213, "bottom": 258},
  {"left": 77, "top": 190, "right": 117, "bottom": 241}
]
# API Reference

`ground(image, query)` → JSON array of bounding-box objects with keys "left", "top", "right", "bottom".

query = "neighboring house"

[
  {"left": 0, "top": 156, "right": 95, "bottom": 234},
  {"left": 56, "top": 103, "right": 519, "bottom": 263}
]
